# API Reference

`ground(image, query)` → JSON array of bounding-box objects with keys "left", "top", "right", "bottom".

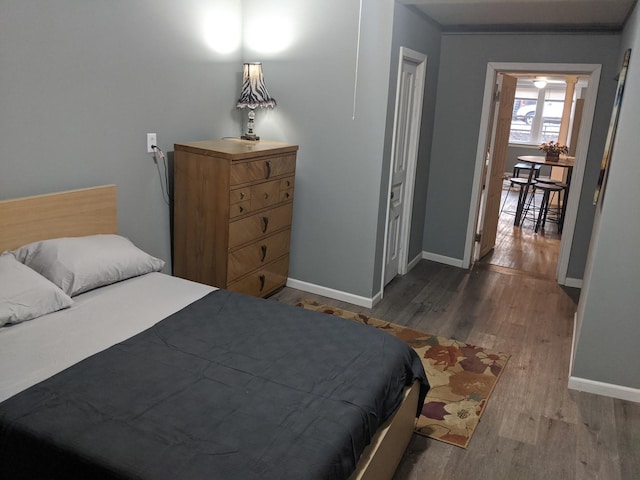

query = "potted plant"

[{"left": 539, "top": 141, "right": 568, "bottom": 161}]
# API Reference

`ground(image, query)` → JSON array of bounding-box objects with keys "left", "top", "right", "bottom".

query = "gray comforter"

[{"left": 0, "top": 289, "right": 428, "bottom": 479}]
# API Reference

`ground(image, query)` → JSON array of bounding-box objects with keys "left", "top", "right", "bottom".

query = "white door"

[{"left": 383, "top": 48, "right": 426, "bottom": 287}]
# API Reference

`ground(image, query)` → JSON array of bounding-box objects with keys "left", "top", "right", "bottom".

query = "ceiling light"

[{"left": 533, "top": 79, "right": 547, "bottom": 89}]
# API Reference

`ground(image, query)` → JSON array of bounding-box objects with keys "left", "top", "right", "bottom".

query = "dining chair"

[
  {"left": 533, "top": 182, "right": 564, "bottom": 233},
  {"left": 500, "top": 177, "right": 537, "bottom": 225}
]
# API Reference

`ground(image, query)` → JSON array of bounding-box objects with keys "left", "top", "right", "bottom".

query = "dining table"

[{"left": 513, "top": 155, "right": 575, "bottom": 232}]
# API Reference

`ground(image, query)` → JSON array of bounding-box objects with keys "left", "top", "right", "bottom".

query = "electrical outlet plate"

[{"left": 147, "top": 133, "right": 157, "bottom": 153}]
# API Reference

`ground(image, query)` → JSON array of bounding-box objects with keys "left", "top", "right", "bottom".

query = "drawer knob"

[
  {"left": 239, "top": 206, "right": 244, "bottom": 213},
  {"left": 260, "top": 245, "right": 267, "bottom": 262},
  {"left": 265, "top": 161, "right": 272, "bottom": 179},
  {"left": 285, "top": 192, "right": 290, "bottom": 199},
  {"left": 261, "top": 216, "right": 269, "bottom": 233},
  {"left": 259, "top": 274, "right": 266, "bottom": 291},
  {"left": 240, "top": 192, "right": 245, "bottom": 199},
  {"left": 264, "top": 193, "right": 269, "bottom": 199}
]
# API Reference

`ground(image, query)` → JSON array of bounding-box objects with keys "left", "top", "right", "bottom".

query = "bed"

[{"left": 0, "top": 185, "right": 429, "bottom": 480}]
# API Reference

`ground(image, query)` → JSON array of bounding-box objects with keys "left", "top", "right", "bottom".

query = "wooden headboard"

[{"left": 0, "top": 185, "right": 118, "bottom": 252}]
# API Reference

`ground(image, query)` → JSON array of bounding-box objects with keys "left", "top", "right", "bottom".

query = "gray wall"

[
  {"left": 424, "top": 32, "right": 621, "bottom": 280},
  {"left": 374, "top": 4, "right": 442, "bottom": 288},
  {"left": 572, "top": 3, "right": 640, "bottom": 389},
  {"left": 0, "top": 0, "right": 239, "bottom": 266},
  {"left": 1, "top": 0, "right": 399, "bottom": 300},
  {"left": 243, "top": 0, "right": 396, "bottom": 299}
]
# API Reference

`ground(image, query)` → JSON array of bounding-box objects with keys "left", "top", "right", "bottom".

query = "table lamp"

[{"left": 236, "top": 62, "right": 276, "bottom": 141}]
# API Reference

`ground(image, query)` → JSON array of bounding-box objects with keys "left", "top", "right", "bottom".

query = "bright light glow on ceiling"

[
  {"left": 203, "top": 6, "right": 242, "bottom": 54},
  {"left": 245, "top": 15, "right": 294, "bottom": 54}
]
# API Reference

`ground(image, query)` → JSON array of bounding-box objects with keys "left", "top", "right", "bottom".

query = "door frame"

[
  {"left": 464, "top": 62, "right": 602, "bottom": 284},
  {"left": 381, "top": 46, "right": 427, "bottom": 294}
]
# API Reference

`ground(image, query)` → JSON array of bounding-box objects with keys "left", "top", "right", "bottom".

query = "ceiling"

[{"left": 399, "top": 0, "right": 637, "bottom": 32}]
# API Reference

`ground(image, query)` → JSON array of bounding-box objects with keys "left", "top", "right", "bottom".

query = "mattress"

[
  {"left": 0, "top": 275, "right": 428, "bottom": 479},
  {"left": 0, "top": 272, "right": 215, "bottom": 403}
]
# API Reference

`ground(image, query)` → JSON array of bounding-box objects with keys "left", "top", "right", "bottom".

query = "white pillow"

[
  {"left": 12, "top": 234, "right": 165, "bottom": 297},
  {"left": 0, "top": 253, "right": 74, "bottom": 327}
]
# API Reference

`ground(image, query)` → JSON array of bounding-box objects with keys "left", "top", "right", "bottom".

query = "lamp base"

[{"left": 241, "top": 133, "right": 260, "bottom": 141}]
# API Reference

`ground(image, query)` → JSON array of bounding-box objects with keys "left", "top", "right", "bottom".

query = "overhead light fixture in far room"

[
  {"left": 533, "top": 78, "right": 548, "bottom": 89},
  {"left": 236, "top": 62, "right": 276, "bottom": 141}
]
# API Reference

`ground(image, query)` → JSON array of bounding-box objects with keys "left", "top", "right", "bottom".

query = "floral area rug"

[{"left": 296, "top": 300, "right": 510, "bottom": 448}]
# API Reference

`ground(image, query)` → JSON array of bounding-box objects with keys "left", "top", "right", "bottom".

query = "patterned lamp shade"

[
  {"left": 236, "top": 62, "right": 275, "bottom": 140},
  {"left": 236, "top": 63, "right": 276, "bottom": 109}
]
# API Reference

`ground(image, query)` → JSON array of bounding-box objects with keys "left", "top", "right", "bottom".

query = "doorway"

[
  {"left": 466, "top": 62, "right": 602, "bottom": 285},
  {"left": 381, "top": 47, "right": 427, "bottom": 290}
]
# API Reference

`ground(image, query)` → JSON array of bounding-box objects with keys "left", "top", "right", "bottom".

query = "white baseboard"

[
  {"left": 568, "top": 312, "right": 577, "bottom": 376},
  {"left": 563, "top": 277, "right": 583, "bottom": 288},
  {"left": 286, "top": 278, "right": 376, "bottom": 308},
  {"left": 407, "top": 252, "right": 423, "bottom": 271},
  {"left": 286, "top": 253, "right": 423, "bottom": 310},
  {"left": 568, "top": 376, "right": 640, "bottom": 403},
  {"left": 421, "top": 251, "right": 465, "bottom": 268}
]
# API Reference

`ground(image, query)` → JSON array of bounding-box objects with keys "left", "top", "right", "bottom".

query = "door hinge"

[
  {"left": 475, "top": 232, "right": 482, "bottom": 242},
  {"left": 494, "top": 88, "right": 500, "bottom": 102}
]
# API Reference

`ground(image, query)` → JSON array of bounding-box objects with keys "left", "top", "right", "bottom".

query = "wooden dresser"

[{"left": 173, "top": 138, "right": 298, "bottom": 297}]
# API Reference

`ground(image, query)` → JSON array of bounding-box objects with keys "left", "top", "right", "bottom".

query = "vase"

[{"left": 545, "top": 153, "right": 560, "bottom": 162}]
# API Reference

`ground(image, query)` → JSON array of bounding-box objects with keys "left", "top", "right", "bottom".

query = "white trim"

[
  {"left": 370, "top": 290, "right": 383, "bottom": 308},
  {"left": 407, "top": 252, "right": 422, "bottom": 271},
  {"left": 464, "top": 65, "right": 500, "bottom": 268},
  {"left": 568, "top": 377, "right": 640, "bottom": 403},
  {"left": 562, "top": 277, "right": 584, "bottom": 288},
  {"left": 464, "top": 62, "right": 602, "bottom": 287},
  {"left": 421, "top": 251, "right": 465, "bottom": 268},
  {"left": 381, "top": 46, "right": 427, "bottom": 294},
  {"left": 397, "top": 47, "right": 426, "bottom": 277},
  {"left": 568, "top": 312, "right": 578, "bottom": 376},
  {"left": 286, "top": 277, "right": 377, "bottom": 309}
]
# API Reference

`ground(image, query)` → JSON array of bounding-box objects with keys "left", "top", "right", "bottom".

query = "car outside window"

[{"left": 510, "top": 79, "right": 571, "bottom": 146}]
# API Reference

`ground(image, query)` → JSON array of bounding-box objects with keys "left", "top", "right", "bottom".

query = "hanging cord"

[
  {"left": 352, "top": 0, "right": 363, "bottom": 120},
  {"left": 151, "top": 145, "right": 171, "bottom": 206}
]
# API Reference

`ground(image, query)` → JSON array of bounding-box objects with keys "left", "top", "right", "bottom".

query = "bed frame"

[
  {"left": 0, "top": 184, "right": 117, "bottom": 252},
  {"left": 0, "top": 184, "right": 418, "bottom": 480}
]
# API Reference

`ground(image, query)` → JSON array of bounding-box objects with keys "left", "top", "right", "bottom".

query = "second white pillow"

[{"left": 12, "top": 234, "right": 165, "bottom": 297}]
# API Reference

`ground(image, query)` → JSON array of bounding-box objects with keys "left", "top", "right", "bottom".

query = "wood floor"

[
  {"left": 480, "top": 178, "right": 563, "bottom": 279},
  {"left": 270, "top": 185, "right": 640, "bottom": 480}
]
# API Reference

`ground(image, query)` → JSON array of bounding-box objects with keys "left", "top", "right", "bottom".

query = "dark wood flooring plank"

[
  {"left": 574, "top": 393, "right": 623, "bottom": 479},
  {"left": 616, "top": 400, "right": 640, "bottom": 480}
]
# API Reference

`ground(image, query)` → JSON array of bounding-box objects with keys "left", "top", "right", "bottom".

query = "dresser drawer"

[
  {"left": 280, "top": 189, "right": 293, "bottom": 202},
  {"left": 228, "top": 203, "right": 293, "bottom": 248},
  {"left": 230, "top": 155, "right": 296, "bottom": 185},
  {"left": 227, "top": 229, "right": 291, "bottom": 282},
  {"left": 226, "top": 255, "right": 289, "bottom": 297},
  {"left": 230, "top": 187, "right": 251, "bottom": 204},
  {"left": 250, "top": 179, "right": 281, "bottom": 211},
  {"left": 229, "top": 200, "right": 251, "bottom": 218},
  {"left": 230, "top": 176, "right": 294, "bottom": 218}
]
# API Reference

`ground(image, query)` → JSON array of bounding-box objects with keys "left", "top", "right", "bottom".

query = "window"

[{"left": 509, "top": 78, "right": 573, "bottom": 145}]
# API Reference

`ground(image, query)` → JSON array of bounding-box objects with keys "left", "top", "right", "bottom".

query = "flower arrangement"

[{"left": 539, "top": 141, "right": 568, "bottom": 156}]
